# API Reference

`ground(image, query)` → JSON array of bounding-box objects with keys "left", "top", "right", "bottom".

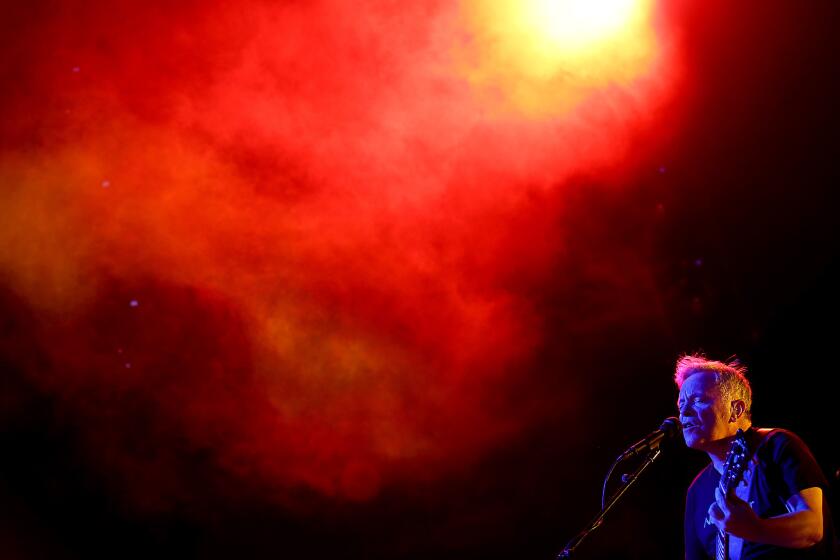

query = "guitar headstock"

[{"left": 720, "top": 429, "right": 749, "bottom": 493}]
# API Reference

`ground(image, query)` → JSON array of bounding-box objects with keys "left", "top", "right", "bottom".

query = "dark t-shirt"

[{"left": 685, "top": 427, "right": 838, "bottom": 559}]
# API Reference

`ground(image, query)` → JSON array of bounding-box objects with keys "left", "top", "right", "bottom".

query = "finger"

[
  {"left": 707, "top": 502, "right": 723, "bottom": 521},
  {"left": 706, "top": 506, "right": 723, "bottom": 531},
  {"left": 714, "top": 488, "right": 728, "bottom": 513}
]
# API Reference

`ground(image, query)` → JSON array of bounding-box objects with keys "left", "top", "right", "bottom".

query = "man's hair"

[{"left": 674, "top": 353, "right": 753, "bottom": 419}]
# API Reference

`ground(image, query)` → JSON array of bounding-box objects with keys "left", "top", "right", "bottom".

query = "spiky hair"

[{"left": 675, "top": 353, "right": 752, "bottom": 418}]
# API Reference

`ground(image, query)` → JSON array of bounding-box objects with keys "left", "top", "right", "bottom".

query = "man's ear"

[{"left": 730, "top": 400, "right": 746, "bottom": 422}]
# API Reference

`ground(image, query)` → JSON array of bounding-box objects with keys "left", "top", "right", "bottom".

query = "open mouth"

[{"left": 682, "top": 422, "right": 699, "bottom": 431}]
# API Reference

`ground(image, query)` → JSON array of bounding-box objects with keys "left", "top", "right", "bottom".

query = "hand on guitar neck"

[
  {"left": 708, "top": 485, "right": 760, "bottom": 542},
  {"left": 706, "top": 430, "right": 750, "bottom": 560}
]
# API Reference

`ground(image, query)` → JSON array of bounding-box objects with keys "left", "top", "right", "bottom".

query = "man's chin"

[{"left": 683, "top": 435, "right": 705, "bottom": 450}]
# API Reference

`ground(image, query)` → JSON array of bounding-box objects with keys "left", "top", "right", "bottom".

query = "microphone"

[{"left": 618, "top": 417, "right": 682, "bottom": 460}]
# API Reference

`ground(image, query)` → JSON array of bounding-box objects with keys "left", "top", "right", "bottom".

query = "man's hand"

[
  {"left": 707, "top": 487, "right": 759, "bottom": 538},
  {"left": 707, "top": 486, "right": 824, "bottom": 548}
]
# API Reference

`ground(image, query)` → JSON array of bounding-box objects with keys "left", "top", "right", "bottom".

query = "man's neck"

[
  {"left": 709, "top": 447, "right": 728, "bottom": 474},
  {"left": 708, "top": 423, "right": 752, "bottom": 474}
]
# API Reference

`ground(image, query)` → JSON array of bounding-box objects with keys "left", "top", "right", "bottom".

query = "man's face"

[{"left": 677, "top": 371, "right": 734, "bottom": 451}]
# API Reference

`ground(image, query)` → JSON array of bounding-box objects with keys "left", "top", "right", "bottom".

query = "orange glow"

[
  {"left": 459, "top": 0, "right": 657, "bottom": 116},
  {"left": 0, "top": 0, "right": 680, "bottom": 507}
]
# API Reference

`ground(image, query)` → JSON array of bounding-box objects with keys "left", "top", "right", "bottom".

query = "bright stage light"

[
  {"left": 459, "top": 0, "right": 658, "bottom": 116},
  {"left": 525, "top": 0, "right": 641, "bottom": 49}
]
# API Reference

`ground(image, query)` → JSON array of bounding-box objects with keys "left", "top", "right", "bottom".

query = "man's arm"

[{"left": 708, "top": 486, "right": 824, "bottom": 549}]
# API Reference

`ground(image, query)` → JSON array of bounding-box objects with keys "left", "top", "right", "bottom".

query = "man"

[{"left": 676, "top": 354, "right": 837, "bottom": 559}]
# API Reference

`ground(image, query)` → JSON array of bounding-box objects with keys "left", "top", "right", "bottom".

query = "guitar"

[{"left": 716, "top": 429, "right": 749, "bottom": 560}]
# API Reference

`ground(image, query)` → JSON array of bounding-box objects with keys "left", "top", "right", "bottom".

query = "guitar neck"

[
  {"left": 716, "top": 464, "right": 732, "bottom": 560},
  {"left": 716, "top": 528, "right": 729, "bottom": 560},
  {"left": 715, "top": 430, "right": 748, "bottom": 560}
]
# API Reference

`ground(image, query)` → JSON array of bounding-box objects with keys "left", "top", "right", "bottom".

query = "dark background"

[{"left": 1, "top": 1, "right": 838, "bottom": 558}]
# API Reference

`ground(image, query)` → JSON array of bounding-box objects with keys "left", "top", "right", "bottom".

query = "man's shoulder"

[
  {"left": 749, "top": 426, "right": 787, "bottom": 448},
  {"left": 750, "top": 426, "right": 810, "bottom": 455},
  {"left": 751, "top": 425, "right": 795, "bottom": 439}
]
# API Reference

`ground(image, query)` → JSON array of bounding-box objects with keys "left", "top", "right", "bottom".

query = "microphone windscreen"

[{"left": 659, "top": 416, "right": 682, "bottom": 437}]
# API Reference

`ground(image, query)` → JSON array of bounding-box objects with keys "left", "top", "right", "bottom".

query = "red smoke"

[{"left": 0, "top": 0, "right": 681, "bottom": 508}]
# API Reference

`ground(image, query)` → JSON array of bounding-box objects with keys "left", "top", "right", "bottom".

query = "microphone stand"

[{"left": 557, "top": 447, "right": 662, "bottom": 559}]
